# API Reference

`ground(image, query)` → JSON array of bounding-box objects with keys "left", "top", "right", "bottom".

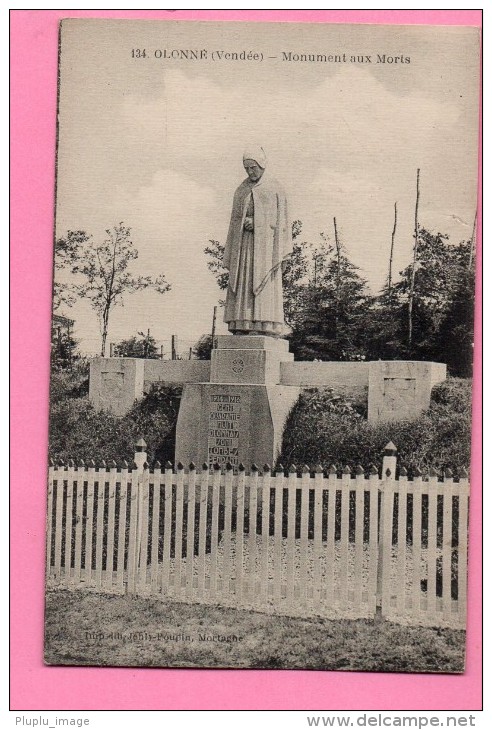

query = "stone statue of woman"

[{"left": 223, "top": 145, "right": 292, "bottom": 337}]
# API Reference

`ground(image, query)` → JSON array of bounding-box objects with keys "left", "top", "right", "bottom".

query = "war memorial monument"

[{"left": 89, "top": 146, "right": 446, "bottom": 467}]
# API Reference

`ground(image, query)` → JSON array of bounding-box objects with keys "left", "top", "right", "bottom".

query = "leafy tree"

[
  {"left": 53, "top": 230, "right": 89, "bottom": 311},
  {"left": 382, "top": 229, "right": 476, "bottom": 363},
  {"left": 204, "top": 240, "right": 228, "bottom": 294},
  {"left": 51, "top": 325, "right": 80, "bottom": 371},
  {"left": 361, "top": 290, "right": 408, "bottom": 361},
  {"left": 50, "top": 360, "right": 90, "bottom": 403},
  {"left": 432, "top": 270, "right": 475, "bottom": 376},
  {"left": 287, "top": 233, "right": 370, "bottom": 361},
  {"left": 397, "top": 230, "right": 455, "bottom": 309},
  {"left": 57, "top": 223, "right": 171, "bottom": 356},
  {"left": 193, "top": 334, "right": 214, "bottom": 360},
  {"left": 203, "top": 220, "right": 476, "bottom": 370},
  {"left": 280, "top": 220, "right": 307, "bottom": 327},
  {"left": 113, "top": 331, "right": 160, "bottom": 359}
]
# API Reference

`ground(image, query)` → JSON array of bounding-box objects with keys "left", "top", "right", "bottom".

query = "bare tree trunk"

[
  {"left": 211, "top": 305, "right": 217, "bottom": 348},
  {"left": 388, "top": 202, "right": 397, "bottom": 293},
  {"left": 333, "top": 217, "right": 341, "bottom": 339},
  {"left": 468, "top": 209, "right": 477, "bottom": 271},
  {"left": 100, "top": 304, "right": 110, "bottom": 356},
  {"left": 57, "top": 326, "right": 62, "bottom": 363},
  {"left": 101, "top": 330, "right": 107, "bottom": 357},
  {"left": 333, "top": 217, "right": 341, "bottom": 272},
  {"left": 408, "top": 169, "right": 420, "bottom": 348}
]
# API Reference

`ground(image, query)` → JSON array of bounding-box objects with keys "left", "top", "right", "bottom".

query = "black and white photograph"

[{"left": 44, "top": 18, "right": 480, "bottom": 673}]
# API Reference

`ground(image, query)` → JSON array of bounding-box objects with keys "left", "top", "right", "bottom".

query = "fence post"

[
  {"left": 134, "top": 438, "right": 147, "bottom": 472},
  {"left": 376, "top": 441, "right": 398, "bottom": 620},
  {"left": 128, "top": 438, "right": 148, "bottom": 593}
]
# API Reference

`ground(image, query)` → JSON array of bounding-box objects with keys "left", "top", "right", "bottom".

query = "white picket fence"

[{"left": 46, "top": 443, "right": 469, "bottom": 628}]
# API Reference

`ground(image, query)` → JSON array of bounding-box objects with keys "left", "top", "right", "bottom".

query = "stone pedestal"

[
  {"left": 210, "top": 335, "right": 293, "bottom": 384},
  {"left": 88, "top": 357, "right": 145, "bottom": 417},
  {"left": 367, "top": 361, "right": 447, "bottom": 423},
  {"left": 175, "top": 336, "right": 300, "bottom": 469}
]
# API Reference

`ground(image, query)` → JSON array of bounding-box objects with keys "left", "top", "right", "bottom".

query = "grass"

[{"left": 44, "top": 589, "right": 465, "bottom": 673}]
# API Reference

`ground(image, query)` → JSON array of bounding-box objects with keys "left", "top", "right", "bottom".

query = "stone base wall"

[
  {"left": 367, "top": 361, "right": 447, "bottom": 423},
  {"left": 89, "top": 356, "right": 446, "bottom": 424},
  {"left": 143, "top": 359, "right": 210, "bottom": 386},
  {"left": 280, "top": 361, "right": 369, "bottom": 388}
]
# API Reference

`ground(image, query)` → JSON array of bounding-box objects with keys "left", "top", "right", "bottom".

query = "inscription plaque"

[
  {"left": 207, "top": 393, "right": 242, "bottom": 467},
  {"left": 382, "top": 378, "right": 416, "bottom": 416},
  {"left": 100, "top": 371, "right": 125, "bottom": 404}
]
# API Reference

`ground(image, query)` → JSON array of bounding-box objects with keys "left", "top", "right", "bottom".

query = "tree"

[
  {"left": 279, "top": 220, "right": 306, "bottom": 326},
  {"left": 113, "top": 331, "right": 160, "bottom": 359},
  {"left": 287, "top": 232, "right": 369, "bottom": 361},
  {"left": 204, "top": 239, "right": 228, "bottom": 296},
  {"left": 59, "top": 223, "right": 171, "bottom": 356},
  {"left": 387, "top": 201, "right": 398, "bottom": 293},
  {"left": 193, "top": 334, "right": 214, "bottom": 360},
  {"left": 203, "top": 218, "right": 475, "bottom": 370},
  {"left": 51, "top": 315, "right": 79, "bottom": 371},
  {"left": 53, "top": 230, "right": 90, "bottom": 311},
  {"left": 392, "top": 229, "right": 470, "bottom": 357},
  {"left": 365, "top": 229, "right": 476, "bottom": 365},
  {"left": 408, "top": 168, "right": 421, "bottom": 346},
  {"left": 361, "top": 289, "right": 408, "bottom": 361},
  {"left": 431, "top": 268, "right": 475, "bottom": 376}
]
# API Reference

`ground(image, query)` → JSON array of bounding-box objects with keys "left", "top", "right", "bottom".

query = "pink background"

[{"left": 10, "top": 9, "right": 482, "bottom": 711}]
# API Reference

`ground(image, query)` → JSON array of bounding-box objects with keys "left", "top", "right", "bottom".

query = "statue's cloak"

[{"left": 223, "top": 173, "right": 292, "bottom": 296}]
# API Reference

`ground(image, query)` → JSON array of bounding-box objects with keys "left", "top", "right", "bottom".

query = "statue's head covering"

[{"left": 243, "top": 145, "right": 267, "bottom": 169}]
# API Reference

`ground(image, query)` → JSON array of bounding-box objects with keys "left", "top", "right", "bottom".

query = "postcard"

[{"left": 44, "top": 18, "right": 480, "bottom": 673}]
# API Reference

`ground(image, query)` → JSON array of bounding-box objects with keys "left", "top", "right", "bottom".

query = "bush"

[
  {"left": 50, "top": 360, "right": 90, "bottom": 402},
  {"left": 49, "top": 398, "right": 140, "bottom": 463},
  {"left": 49, "top": 380, "right": 182, "bottom": 465},
  {"left": 279, "top": 379, "right": 472, "bottom": 473},
  {"left": 295, "top": 386, "right": 368, "bottom": 419},
  {"left": 124, "top": 383, "right": 182, "bottom": 463},
  {"left": 430, "top": 377, "right": 472, "bottom": 413}
]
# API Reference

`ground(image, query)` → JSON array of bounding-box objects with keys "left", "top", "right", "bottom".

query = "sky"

[{"left": 54, "top": 19, "right": 480, "bottom": 356}]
